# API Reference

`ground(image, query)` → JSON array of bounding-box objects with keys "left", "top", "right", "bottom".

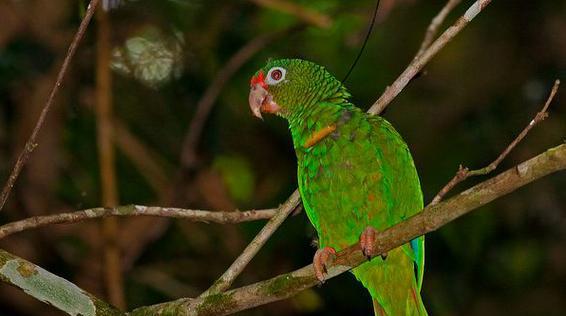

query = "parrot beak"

[
  {"left": 249, "top": 83, "right": 269, "bottom": 119},
  {"left": 249, "top": 71, "right": 280, "bottom": 119}
]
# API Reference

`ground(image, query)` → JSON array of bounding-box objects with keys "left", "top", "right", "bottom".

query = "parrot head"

[{"left": 248, "top": 59, "right": 348, "bottom": 119}]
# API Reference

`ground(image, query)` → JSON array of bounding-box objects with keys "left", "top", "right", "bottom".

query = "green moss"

[
  {"left": 196, "top": 292, "right": 237, "bottom": 316},
  {"left": 93, "top": 299, "right": 124, "bottom": 316},
  {"left": 16, "top": 261, "right": 38, "bottom": 278},
  {"left": 265, "top": 274, "right": 310, "bottom": 296},
  {"left": 116, "top": 204, "right": 136, "bottom": 215}
]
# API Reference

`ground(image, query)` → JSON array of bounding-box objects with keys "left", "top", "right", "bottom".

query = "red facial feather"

[{"left": 250, "top": 70, "right": 268, "bottom": 89}]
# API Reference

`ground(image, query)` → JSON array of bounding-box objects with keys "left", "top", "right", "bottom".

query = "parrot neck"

[
  {"left": 287, "top": 100, "right": 356, "bottom": 152},
  {"left": 286, "top": 83, "right": 353, "bottom": 151}
]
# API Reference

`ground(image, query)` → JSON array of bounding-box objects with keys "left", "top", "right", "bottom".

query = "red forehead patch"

[{"left": 250, "top": 70, "right": 268, "bottom": 89}]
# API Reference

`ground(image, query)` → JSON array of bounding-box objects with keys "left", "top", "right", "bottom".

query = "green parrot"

[{"left": 249, "top": 59, "right": 426, "bottom": 315}]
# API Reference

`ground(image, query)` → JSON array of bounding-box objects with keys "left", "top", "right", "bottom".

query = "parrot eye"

[{"left": 266, "top": 67, "right": 286, "bottom": 85}]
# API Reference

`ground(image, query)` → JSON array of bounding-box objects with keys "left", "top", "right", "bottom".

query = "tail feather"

[
  {"left": 353, "top": 247, "right": 427, "bottom": 316},
  {"left": 409, "top": 287, "right": 427, "bottom": 316}
]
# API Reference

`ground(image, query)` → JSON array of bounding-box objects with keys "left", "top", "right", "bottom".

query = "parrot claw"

[
  {"left": 313, "top": 246, "right": 336, "bottom": 283},
  {"left": 360, "top": 226, "right": 379, "bottom": 259}
]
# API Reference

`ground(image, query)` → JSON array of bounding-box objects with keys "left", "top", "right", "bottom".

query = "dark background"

[{"left": 0, "top": 0, "right": 564, "bottom": 315}]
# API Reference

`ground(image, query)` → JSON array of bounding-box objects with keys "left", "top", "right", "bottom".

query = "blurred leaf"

[
  {"left": 111, "top": 26, "right": 184, "bottom": 88},
  {"left": 213, "top": 155, "right": 255, "bottom": 203}
]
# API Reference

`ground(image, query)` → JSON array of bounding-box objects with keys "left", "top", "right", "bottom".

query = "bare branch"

[
  {"left": 369, "top": 0, "right": 493, "bottom": 115},
  {"left": 199, "top": 190, "right": 301, "bottom": 297},
  {"left": 249, "top": 0, "right": 332, "bottom": 28},
  {"left": 0, "top": 0, "right": 101, "bottom": 212},
  {"left": 430, "top": 79, "right": 560, "bottom": 205},
  {"left": 416, "top": 0, "right": 462, "bottom": 58},
  {"left": 130, "top": 144, "right": 566, "bottom": 316},
  {"left": 0, "top": 206, "right": 277, "bottom": 240},
  {"left": 0, "top": 249, "right": 123, "bottom": 316}
]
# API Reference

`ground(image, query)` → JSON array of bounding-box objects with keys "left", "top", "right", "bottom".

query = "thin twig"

[
  {"left": 249, "top": 0, "right": 332, "bottom": 28},
  {"left": 199, "top": 190, "right": 301, "bottom": 297},
  {"left": 430, "top": 79, "right": 560, "bottom": 205},
  {"left": 369, "top": 0, "right": 493, "bottom": 115},
  {"left": 0, "top": 0, "right": 101, "bottom": 212},
  {"left": 180, "top": 26, "right": 302, "bottom": 169},
  {"left": 416, "top": 0, "right": 462, "bottom": 58},
  {"left": 0, "top": 206, "right": 278, "bottom": 240},
  {"left": 130, "top": 144, "right": 566, "bottom": 316}
]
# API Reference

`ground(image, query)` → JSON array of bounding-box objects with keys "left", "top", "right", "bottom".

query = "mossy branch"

[{"left": 0, "top": 249, "right": 123, "bottom": 316}]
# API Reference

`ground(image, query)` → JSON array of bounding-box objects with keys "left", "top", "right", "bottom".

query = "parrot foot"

[
  {"left": 313, "top": 246, "right": 336, "bottom": 283},
  {"left": 360, "top": 226, "right": 387, "bottom": 260}
]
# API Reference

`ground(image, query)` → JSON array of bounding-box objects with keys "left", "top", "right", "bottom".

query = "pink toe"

[
  {"left": 360, "top": 227, "right": 378, "bottom": 258},
  {"left": 313, "top": 247, "right": 336, "bottom": 282}
]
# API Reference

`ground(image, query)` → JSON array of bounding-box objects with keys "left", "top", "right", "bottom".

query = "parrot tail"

[{"left": 353, "top": 249, "right": 427, "bottom": 316}]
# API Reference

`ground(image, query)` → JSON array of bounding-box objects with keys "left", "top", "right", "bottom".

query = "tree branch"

[
  {"left": 416, "top": 0, "right": 462, "bottom": 58},
  {"left": 0, "top": 206, "right": 277, "bottom": 240},
  {"left": 369, "top": 0, "right": 492, "bottom": 115},
  {"left": 0, "top": 249, "right": 123, "bottom": 316},
  {"left": 430, "top": 79, "right": 560, "bottom": 205},
  {"left": 0, "top": 0, "right": 101, "bottom": 212},
  {"left": 129, "top": 143, "right": 566, "bottom": 316},
  {"left": 199, "top": 190, "right": 301, "bottom": 297}
]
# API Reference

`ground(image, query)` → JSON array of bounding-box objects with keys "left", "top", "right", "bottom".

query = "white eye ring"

[{"left": 265, "top": 67, "right": 286, "bottom": 85}]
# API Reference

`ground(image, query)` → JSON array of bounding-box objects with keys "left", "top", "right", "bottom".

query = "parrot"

[{"left": 248, "top": 59, "right": 427, "bottom": 315}]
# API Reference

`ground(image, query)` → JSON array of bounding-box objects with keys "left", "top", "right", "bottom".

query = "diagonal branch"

[
  {"left": 416, "top": 0, "right": 462, "bottom": 58},
  {"left": 369, "top": 0, "right": 493, "bottom": 115},
  {"left": 129, "top": 143, "right": 566, "bottom": 316},
  {"left": 0, "top": 0, "right": 101, "bottom": 212},
  {"left": 430, "top": 79, "right": 560, "bottom": 205},
  {"left": 199, "top": 190, "right": 301, "bottom": 297},
  {"left": 0, "top": 206, "right": 278, "bottom": 240}
]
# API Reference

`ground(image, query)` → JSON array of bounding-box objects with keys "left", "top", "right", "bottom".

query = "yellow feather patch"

[{"left": 303, "top": 124, "right": 337, "bottom": 148}]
